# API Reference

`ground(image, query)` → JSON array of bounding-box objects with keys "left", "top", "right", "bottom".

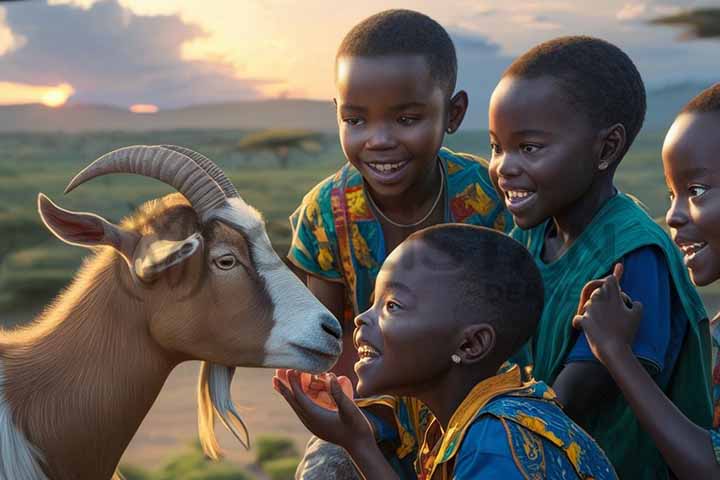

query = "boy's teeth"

[
  {"left": 369, "top": 161, "right": 407, "bottom": 173},
  {"left": 681, "top": 242, "right": 708, "bottom": 256},
  {"left": 358, "top": 345, "right": 380, "bottom": 359},
  {"left": 506, "top": 190, "right": 533, "bottom": 200}
]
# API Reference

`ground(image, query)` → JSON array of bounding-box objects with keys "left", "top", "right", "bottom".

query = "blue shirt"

[
  {"left": 567, "top": 246, "right": 685, "bottom": 379},
  {"left": 452, "top": 416, "right": 526, "bottom": 478}
]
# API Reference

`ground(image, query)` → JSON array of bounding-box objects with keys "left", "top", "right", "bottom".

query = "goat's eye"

[{"left": 214, "top": 254, "right": 238, "bottom": 270}]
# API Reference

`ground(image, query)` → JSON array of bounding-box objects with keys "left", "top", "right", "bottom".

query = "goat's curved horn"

[
  {"left": 159, "top": 145, "right": 240, "bottom": 198},
  {"left": 64, "top": 146, "right": 227, "bottom": 218}
]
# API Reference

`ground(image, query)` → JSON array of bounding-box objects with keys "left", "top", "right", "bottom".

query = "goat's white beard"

[{"left": 197, "top": 362, "right": 248, "bottom": 460}]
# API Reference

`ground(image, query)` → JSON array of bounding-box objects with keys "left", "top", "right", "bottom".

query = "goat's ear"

[
  {"left": 133, "top": 233, "right": 202, "bottom": 282},
  {"left": 38, "top": 193, "right": 139, "bottom": 263}
]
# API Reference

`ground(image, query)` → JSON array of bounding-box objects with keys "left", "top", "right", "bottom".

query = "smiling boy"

[
  {"left": 288, "top": 10, "right": 511, "bottom": 478},
  {"left": 276, "top": 225, "right": 617, "bottom": 479},
  {"left": 488, "top": 36, "right": 712, "bottom": 479}
]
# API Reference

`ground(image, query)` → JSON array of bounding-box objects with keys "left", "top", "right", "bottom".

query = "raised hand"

[
  {"left": 272, "top": 369, "right": 374, "bottom": 454},
  {"left": 573, "top": 263, "right": 644, "bottom": 364},
  {"left": 274, "top": 369, "right": 353, "bottom": 411}
]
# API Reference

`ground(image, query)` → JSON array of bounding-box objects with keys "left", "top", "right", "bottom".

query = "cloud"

[
  {"left": 0, "top": 0, "right": 273, "bottom": 107},
  {"left": 617, "top": 3, "right": 648, "bottom": 21},
  {"left": 446, "top": 29, "right": 514, "bottom": 128}
]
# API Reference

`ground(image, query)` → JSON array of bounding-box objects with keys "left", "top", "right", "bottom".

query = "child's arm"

[
  {"left": 273, "top": 369, "right": 400, "bottom": 480},
  {"left": 574, "top": 265, "right": 720, "bottom": 480},
  {"left": 554, "top": 247, "right": 673, "bottom": 425}
]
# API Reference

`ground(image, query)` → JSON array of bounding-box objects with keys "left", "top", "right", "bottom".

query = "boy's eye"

[
  {"left": 490, "top": 143, "right": 502, "bottom": 154},
  {"left": 343, "top": 118, "right": 364, "bottom": 126},
  {"left": 689, "top": 185, "right": 708, "bottom": 198},
  {"left": 521, "top": 144, "right": 541, "bottom": 154},
  {"left": 385, "top": 300, "right": 401, "bottom": 312},
  {"left": 668, "top": 190, "right": 675, "bottom": 202},
  {"left": 398, "top": 116, "right": 418, "bottom": 126}
]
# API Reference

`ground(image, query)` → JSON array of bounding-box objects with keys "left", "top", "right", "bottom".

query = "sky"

[{"left": 0, "top": 0, "right": 717, "bottom": 110}]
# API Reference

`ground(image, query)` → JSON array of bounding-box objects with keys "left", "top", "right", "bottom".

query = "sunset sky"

[{"left": 0, "top": 0, "right": 717, "bottom": 110}]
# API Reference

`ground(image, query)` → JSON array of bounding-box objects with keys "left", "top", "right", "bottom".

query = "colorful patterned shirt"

[
  {"left": 288, "top": 147, "right": 512, "bottom": 323},
  {"left": 360, "top": 367, "right": 617, "bottom": 480}
]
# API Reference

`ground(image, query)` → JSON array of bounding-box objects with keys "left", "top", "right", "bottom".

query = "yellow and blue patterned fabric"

[
  {"left": 711, "top": 319, "right": 720, "bottom": 464},
  {"left": 287, "top": 147, "right": 512, "bottom": 323},
  {"left": 360, "top": 367, "right": 617, "bottom": 480}
]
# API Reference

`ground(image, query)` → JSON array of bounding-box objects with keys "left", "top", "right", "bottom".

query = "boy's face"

[
  {"left": 335, "top": 55, "right": 448, "bottom": 198},
  {"left": 488, "top": 75, "right": 600, "bottom": 229},
  {"left": 664, "top": 112, "right": 720, "bottom": 286},
  {"left": 352, "top": 240, "right": 463, "bottom": 397}
]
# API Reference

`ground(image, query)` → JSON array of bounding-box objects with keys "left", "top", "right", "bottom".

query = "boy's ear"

[
  {"left": 446, "top": 90, "right": 469, "bottom": 134},
  {"left": 596, "top": 123, "right": 627, "bottom": 172},
  {"left": 456, "top": 323, "right": 496, "bottom": 364}
]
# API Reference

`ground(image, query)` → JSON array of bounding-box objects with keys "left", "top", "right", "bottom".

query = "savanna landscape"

[{"left": 0, "top": 1, "right": 718, "bottom": 478}]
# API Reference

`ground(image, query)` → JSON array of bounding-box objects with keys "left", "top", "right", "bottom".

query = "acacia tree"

[
  {"left": 235, "top": 129, "right": 324, "bottom": 169},
  {"left": 651, "top": 8, "right": 720, "bottom": 40}
]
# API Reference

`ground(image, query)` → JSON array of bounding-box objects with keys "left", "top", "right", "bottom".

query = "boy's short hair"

[
  {"left": 336, "top": 9, "right": 457, "bottom": 95},
  {"left": 504, "top": 36, "right": 646, "bottom": 158},
  {"left": 682, "top": 83, "right": 720, "bottom": 114},
  {"left": 408, "top": 224, "right": 544, "bottom": 361}
]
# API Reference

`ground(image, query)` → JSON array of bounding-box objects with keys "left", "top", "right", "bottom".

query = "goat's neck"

[{"left": 1, "top": 251, "right": 177, "bottom": 480}]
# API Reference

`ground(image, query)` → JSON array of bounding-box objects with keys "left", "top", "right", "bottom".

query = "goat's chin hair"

[{"left": 197, "top": 362, "right": 248, "bottom": 460}]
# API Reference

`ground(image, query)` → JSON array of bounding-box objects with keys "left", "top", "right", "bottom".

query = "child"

[
  {"left": 288, "top": 10, "right": 510, "bottom": 477},
  {"left": 488, "top": 36, "right": 712, "bottom": 479},
  {"left": 574, "top": 83, "right": 720, "bottom": 479},
  {"left": 276, "top": 225, "right": 617, "bottom": 479}
]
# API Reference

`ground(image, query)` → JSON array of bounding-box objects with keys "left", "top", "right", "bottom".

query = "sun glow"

[
  {"left": 129, "top": 103, "right": 159, "bottom": 114},
  {"left": 41, "top": 83, "right": 74, "bottom": 107}
]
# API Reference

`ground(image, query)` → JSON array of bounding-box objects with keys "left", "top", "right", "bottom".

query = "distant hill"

[
  {"left": 0, "top": 99, "right": 338, "bottom": 133},
  {"left": 0, "top": 81, "right": 714, "bottom": 133}
]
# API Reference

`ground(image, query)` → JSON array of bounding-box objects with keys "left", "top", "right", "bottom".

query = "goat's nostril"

[{"left": 321, "top": 315, "right": 342, "bottom": 340}]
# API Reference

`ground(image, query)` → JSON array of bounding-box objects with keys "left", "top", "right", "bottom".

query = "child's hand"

[
  {"left": 573, "top": 264, "right": 644, "bottom": 365},
  {"left": 272, "top": 369, "right": 373, "bottom": 453},
  {"left": 274, "top": 369, "right": 353, "bottom": 411}
]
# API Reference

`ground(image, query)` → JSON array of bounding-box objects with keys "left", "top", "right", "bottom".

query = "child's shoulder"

[{"left": 439, "top": 147, "right": 490, "bottom": 174}]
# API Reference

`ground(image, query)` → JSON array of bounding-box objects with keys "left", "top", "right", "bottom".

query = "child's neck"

[
  {"left": 543, "top": 178, "right": 616, "bottom": 263},
  {"left": 415, "top": 363, "right": 500, "bottom": 429},
  {"left": 367, "top": 159, "right": 442, "bottom": 222}
]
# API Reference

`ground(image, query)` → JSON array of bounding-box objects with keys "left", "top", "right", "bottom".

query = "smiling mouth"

[
  {"left": 367, "top": 161, "right": 408, "bottom": 175},
  {"left": 357, "top": 343, "right": 381, "bottom": 363},
  {"left": 679, "top": 241, "right": 708, "bottom": 261},
  {"left": 504, "top": 189, "right": 536, "bottom": 210}
]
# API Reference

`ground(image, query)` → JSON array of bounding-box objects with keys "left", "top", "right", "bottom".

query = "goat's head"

[{"left": 35, "top": 146, "right": 343, "bottom": 453}]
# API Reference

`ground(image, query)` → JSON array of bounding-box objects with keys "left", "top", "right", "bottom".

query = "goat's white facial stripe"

[{"left": 207, "top": 199, "right": 341, "bottom": 372}]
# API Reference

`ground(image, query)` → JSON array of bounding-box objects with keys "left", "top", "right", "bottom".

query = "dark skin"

[
  {"left": 309, "top": 54, "right": 469, "bottom": 386},
  {"left": 274, "top": 240, "right": 503, "bottom": 480},
  {"left": 487, "top": 75, "right": 628, "bottom": 425},
  {"left": 574, "top": 111, "right": 720, "bottom": 479}
]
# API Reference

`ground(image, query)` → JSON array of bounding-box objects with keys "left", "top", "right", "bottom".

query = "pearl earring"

[
  {"left": 451, "top": 354, "right": 461, "bottom": 364},
  {"left": 446, "top": 127, "right": 453, "bottom": 134}
]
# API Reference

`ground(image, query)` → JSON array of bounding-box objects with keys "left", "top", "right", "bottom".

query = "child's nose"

[
  {"left": 365, "top": 124, "right": 397, "bottom": 150},
  {"left": 666, "top": 199, "right": 689, "bottom": 228},
  {"left": 496, "top": 152, "right": 523, "bottom": 177}
]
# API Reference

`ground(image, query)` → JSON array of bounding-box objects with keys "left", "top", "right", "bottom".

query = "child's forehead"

[
  {"left": 335, "top": 54, "right": 442, "bottom": 97},
  {"left": 663, "top": 112, "right": 720, "bottom": 176}
]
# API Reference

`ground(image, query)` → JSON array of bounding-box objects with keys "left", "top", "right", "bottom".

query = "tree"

[
  {"left": 235, "top": 129, "right": 324, "bottom": 169},
  {"left": 650, "top": 8, "right": 720, "bottom": 40}
]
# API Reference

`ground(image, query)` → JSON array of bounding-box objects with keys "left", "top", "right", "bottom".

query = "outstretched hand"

[
  {"left": 573, "top": 263, "right": 644, "bottom": 365},
  {"left": 272, "top": 369, "right": 374, "bottom": 454}
]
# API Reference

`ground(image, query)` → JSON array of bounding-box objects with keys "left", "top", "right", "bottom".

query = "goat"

[{"left": 0, "top": 145, "right": 342, "bottom": 480}]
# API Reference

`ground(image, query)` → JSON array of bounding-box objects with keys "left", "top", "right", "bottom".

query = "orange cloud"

[{"left": 0, "top": 81, "right": 74, "bottom": 106}]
